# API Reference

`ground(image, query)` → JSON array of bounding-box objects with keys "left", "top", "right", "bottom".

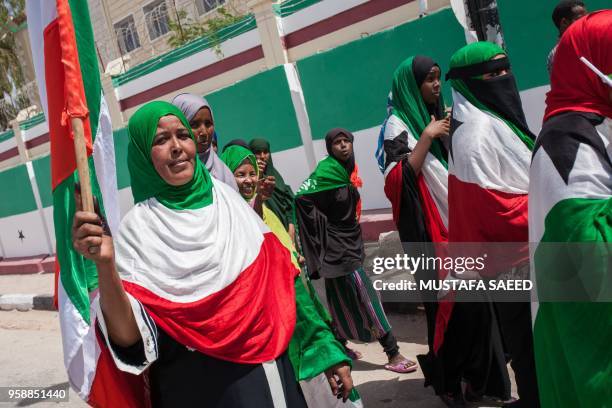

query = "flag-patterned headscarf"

[{"left": 545, "top": 10, "right": 612, "bottom": 121}]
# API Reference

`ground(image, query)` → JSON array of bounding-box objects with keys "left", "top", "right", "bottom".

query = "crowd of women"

[{"left": 71, "top": 9, "right": 610, "bottom": 408}]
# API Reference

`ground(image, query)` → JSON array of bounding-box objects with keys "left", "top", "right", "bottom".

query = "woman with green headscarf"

[
  {"left": 71, "top": 101, "right": 308, "bottom": 407},
  {"left": 377, "top": 55, "right": 450, "bottom": 356},
  {"left": 378, "top": 55, "right": 512, "bottom": 406},
  {"left": 296, "top": 128, "right": 415, "bottom": 375},
  {"left": 220, "top": 145, "right": 362, "bottom": 408},
  {"left": 249, "top": 138, "right": 296, "bottom": 238},
  {"left": 447, "top": 41, "right": 538, "bottom": 407}
]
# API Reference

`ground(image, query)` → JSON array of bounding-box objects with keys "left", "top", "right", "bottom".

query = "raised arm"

[
  {"left": 406, "top": 115, "right": 449, "bottom": 175},
  {"left": 71, "top": 196, "right": 140, "bottom": 347}
]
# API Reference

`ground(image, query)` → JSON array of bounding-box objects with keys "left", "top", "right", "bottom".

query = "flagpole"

[{"left": 71, "top": 117, "right": 94, "bottom": 213}]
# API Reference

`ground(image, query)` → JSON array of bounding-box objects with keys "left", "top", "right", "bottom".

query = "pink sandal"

[{"left": 384, "top": 359, "right": 418, "bottom": 373}]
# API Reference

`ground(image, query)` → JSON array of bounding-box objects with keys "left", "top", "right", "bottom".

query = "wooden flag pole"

[{"left": 71, "top": 117, "right": 94, "bottom": 213}]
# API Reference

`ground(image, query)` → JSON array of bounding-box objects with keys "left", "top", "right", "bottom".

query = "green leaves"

[{"left": 166, "top": 6, "right": 245, "bottom": 57}]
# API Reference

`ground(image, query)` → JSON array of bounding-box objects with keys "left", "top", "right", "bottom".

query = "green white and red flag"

[{"left": 26, "top": 0, "right": 142, "bottom": 405}]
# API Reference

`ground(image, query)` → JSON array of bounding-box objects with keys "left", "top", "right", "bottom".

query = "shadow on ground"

[{"left": 357, "top": 377, "right": 445, "bottom": 408}]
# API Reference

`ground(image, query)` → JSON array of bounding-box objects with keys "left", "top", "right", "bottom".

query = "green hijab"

[
  {"left": 449, "top": 41, "right": 503, "bottom": 73},
  {"left": 127, "top": 101, "right": 213, "bottom": 210},
  {"left": 249, "top": 138, "right": 296, "bottom": 229},
  {"left": 448, "top": 42, "right": 535, "bottom": 150},
  {"left": 220, "top": 145, "right": 257, "bottom": 174},
  {"left": 391, "top": 56, "right": 448, "bottom": 167}
]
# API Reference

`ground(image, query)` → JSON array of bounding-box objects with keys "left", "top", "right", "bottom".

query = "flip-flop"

[
  {"left": 345, "top": 348, "right": 363, "bottom": 360},
  {"left": 384, "top": 359, "right": 418, "bottom": 373}
]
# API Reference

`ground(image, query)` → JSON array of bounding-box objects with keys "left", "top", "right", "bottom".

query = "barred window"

[
  {"left": 196, "top": 0, "right": 226, "bottom": 15},
  {"left": 144, "top": 0, "right": 170, "bottom": 41},
  {"left": 114, "top": 15, "right": 141, "bottom": 55}
]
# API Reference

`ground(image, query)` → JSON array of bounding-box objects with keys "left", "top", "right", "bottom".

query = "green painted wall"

[
  {"left": 296, "top": 8, "right": 465, "bottom": 139},
  {"left": 113, "top": 128, "right": 131, "bottom": 189},
  {"left": 32, "top": 155, "right": 53, "bottom": 208},
  {"left": 497, "top": 0, "right": 610, "bottom": 91},
  {"left": 0, "top": 164, "right": 37, "bottom": 217},
  {"left": 206, "top": 65, "right": 303, "bottom": 153}
]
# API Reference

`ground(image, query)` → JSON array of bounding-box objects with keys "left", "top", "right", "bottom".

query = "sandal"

[
  {"left": 345, "top": 347, "right": 363, "bottom": 360},
  {"left": 384, "top": 358, "right": 418, "bottom": 373}
]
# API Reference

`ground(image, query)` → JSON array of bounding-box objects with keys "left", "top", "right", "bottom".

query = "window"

[
  {"left": 114, "top": 15, "right": 140, "bottom": 55},
  {"left": 144, "top": 0, "right": 170, "bottom": 41},
  {"left": 196, "top": 0, "right": 226, "bottom": 15}
]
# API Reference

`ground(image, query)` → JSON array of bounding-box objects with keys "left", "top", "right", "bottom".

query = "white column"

[
  {"left": 101, "top": 73, "right": 126, "bottom": 129},
  {"left": 419, "top": 0, "right": 428, "bottom": 15},
  {"left": 248, "top": 0, "right": 288, "bottom": 68},
  {"left": 11, "top": 120, "right": 29, "bottom": 163},
  {"left": 283, "top": 63, "right": 316, "bottom": 172}
]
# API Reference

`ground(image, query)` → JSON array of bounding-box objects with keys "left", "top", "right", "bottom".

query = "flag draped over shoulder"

[
  {"left": 530, "top": 10, "right": 612, "bottom": 407},
  {"left": 529, "top": 112, "right": 612, "bottom": 408},
  {"left": 295, "top": 156, "right": 351, "bottom": 197},
  {"left": 26, "top": 0, "right": 130, "bottom": 405},
  {"left": 447, "top": 42, "right": 533, "bottom": 276},
  {"left": 448, "top": 90, "right": 531, "bottom": 244}
]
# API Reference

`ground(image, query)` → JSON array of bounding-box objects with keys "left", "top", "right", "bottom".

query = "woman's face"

[
  {"left": 254, "top": 149, "right": 270, "bottom": 165},
  {"left": 189, "top": 107, "right": 214, "bottom": 153},
  {"left": 234, "top": 161, "right": 258, "bottom": 200},
  {"left": 420, "top": 65, "right": 442, "bottom": 105},
  {"left": 151, "top": 115, "right": 196, "bottom": 186},
  {"left": 482, "top": 54, "right": 510, "bottom": 80},
  {"left": 330, "top": 134, "right": 353, "bottom": 162}
]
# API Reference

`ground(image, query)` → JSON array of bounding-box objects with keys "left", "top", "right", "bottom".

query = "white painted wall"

[{"left": 0, "top": 210, "right": 51, "bottom": 257}]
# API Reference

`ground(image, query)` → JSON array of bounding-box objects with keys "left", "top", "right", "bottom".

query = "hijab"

[
  {"left": 171, "top": 93, "right": 238, "bottom": 190},
  {"left": 324, "top": 128, "right": 363, "bottom": 218},
  {"left": 447, "top": 42, "right": 535, "bottom": 150},
  {"left": 222, "top": 139, "right": 249, "bottom": 152},
  {"left": 325, "top": 128, "right": 356, "bottom": 174},
  {"left": 545, "top": 10, "right": 612, "bottom": 121},
  {"left": 249, "top": 138, "right": 296, "bottom": 230},
  {"left": 127, "top": 101, "right": 213, "bottom": 210},
  {"left": 220, "top": 145, "right": 257, "bottom": 175},
  {"left": 391, "top": 55, "right": 448, "bottom": 166}
]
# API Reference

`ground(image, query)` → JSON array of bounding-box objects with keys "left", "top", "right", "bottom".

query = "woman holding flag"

[
  {"left": 295, "top": 128, "right": 415, "bottom": 374},
  {"left": 72, "top": 101, "right": 309, "bottom": 407}
]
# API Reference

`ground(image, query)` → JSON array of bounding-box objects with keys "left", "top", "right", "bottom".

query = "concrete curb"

[
  {"left": 0, "top": 255, "right": 55, "bottom": 275},
  {"left": 0, "top": 294, "right": 55, "bottom": 311}
]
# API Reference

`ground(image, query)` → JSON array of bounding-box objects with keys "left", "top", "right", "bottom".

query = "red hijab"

[{"left": 545, "top": 10, "right": 612, "bottom": 121}]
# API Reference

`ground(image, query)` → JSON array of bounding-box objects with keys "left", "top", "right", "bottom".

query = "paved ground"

[
  {"left": 0, "top": 310, "right": 85, "bottom": 407},
  {"left": 0, "top": 274, "right": 54, "bottom": 297},
  {"left": 0, "top": 307, "right": 516, "bottom": 408}
]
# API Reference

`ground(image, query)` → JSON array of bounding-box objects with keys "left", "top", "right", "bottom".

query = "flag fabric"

[
  {"left": 378, "top": 113, "right": 452, "bottom": 354},
  {"left": 530, "top": 10, "right": 612, "bottom": 407},
  {"left": 295, "top": 155, "right": 352, "bottom": 197},
  {"left": 26, "top": 0, "right": 129, "bottom": 405},
  {"left": 380, "top": 114, "right": 449, "bottom": 233},
  {"left": 109, "top": 176, "right": 298, "bottom": 365},
  {"left": 529, "top": 112, "right": 612, "bottom": 407},
  {"left": 376, "top": 56, "right": 453, "bottom": 360},
  {"left": 448, "top": 90, "right": 531, "bottom": 275}
]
